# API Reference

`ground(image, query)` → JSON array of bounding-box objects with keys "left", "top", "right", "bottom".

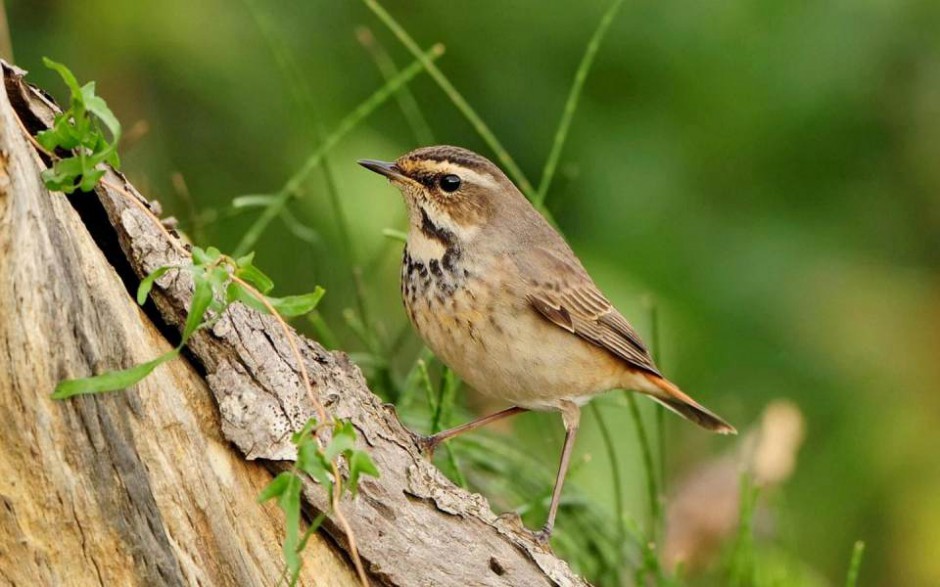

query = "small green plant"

[
  {"left": 259, "top": 418, "right": 379, "bottom": 585},
  {"left": 36, "top": 57, "right": 122, "bottom": 194},
  {"left": 53, "top": 246, "right": 324, "bottom": 398}
]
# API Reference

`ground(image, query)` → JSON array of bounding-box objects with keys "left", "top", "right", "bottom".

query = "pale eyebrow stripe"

[{"left": 423, "top": 161, "right": 498, "bottom": 189}]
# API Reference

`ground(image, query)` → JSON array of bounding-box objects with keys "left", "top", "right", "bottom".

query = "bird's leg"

[
  {"left": 416, "top": 406, "right": 527, "bottom": 457},
  {"left": 534, "top": 401, "right": 581, "bottom": 545}
]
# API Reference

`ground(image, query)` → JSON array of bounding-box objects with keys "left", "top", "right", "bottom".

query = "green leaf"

[
  {"left": 235, "top": 261, "right": 275, "bottom": 294},
  {"left": 205, "top": 266, "right": 232, "bottom": 314},
  {"left": 235, "top": 251, "right": 256, "bottom": 266},
  {"left": 81, "top": 82, "right": 122, "bottom": 144},
  {"left": 181, "top": 274, "right": 214, "bottom": 343},
  {"left": 43, "top": 57, "right": 83, "bottom": 98},
  {"left": 325, "top": 420, "right": 357, "bottom": 462},
  {"left": 265, "top": 287, "right": 325, "bottom": 317},
  {"left": 41, "top": 156, "right": 86, "bottom": 193},
  {"left": 278, "top": 473, "right": 303, "bottom": 582},
  {"left": 52, "top": 348, "right": 179, "bottom": 399},
  {"left": 191, "top": 246, "right": 210, "bottom": 265},
  {"left": 36, "top": 121, "right": 79, "bottom": 151},
  {"left": 137, "top": 266, "right": 173, "bottom": 305},
  {"left": 257, "top": 471, "right": 294, "bottom": 503},
  {"left": 296, "top": 441, "right": 333, "bottom": 490},
  {"left": 225, "top": 281, "right": 270, "bottom": 314},
  {"left": 291, "top": 417, "right": 319, "bottom": 444},
  {"left": 347, "top": 450, "right": 380, "bottom": 497}
]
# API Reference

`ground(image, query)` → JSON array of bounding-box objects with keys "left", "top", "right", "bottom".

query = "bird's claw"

[
  {"left": 411, "top": 432, "right": 439, "bottom": 458},
  {"left": 531, "top": 525, "right": 553, "bottom": 548}
]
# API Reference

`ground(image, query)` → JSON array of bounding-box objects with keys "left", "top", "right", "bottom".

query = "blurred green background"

[{"left": 8, "top": 0, "right": 939, "bottom": 584}]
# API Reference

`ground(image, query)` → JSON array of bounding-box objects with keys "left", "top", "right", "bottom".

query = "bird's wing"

[{"left": 517, "top": 246, "right": 661, "bottom": 377}]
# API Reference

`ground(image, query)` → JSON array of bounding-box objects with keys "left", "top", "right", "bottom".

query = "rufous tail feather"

[{"left": 642, "top": 374, "right": 736, "bottom": 435}]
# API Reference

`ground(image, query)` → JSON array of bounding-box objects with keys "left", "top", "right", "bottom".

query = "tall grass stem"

[
  {"left": 233, "top": 44, "right": 444, "bottom": 257},
  {"left": 362, "top": 0, "right": 535, "bottom": 199},
  {"left": 535, "top": 0, "right": 624, "bottom": 206},
  {"left": 845, "top": 541, "right": 865, "bottom": 587}
]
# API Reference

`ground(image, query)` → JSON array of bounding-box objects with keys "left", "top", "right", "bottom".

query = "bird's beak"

[{"left": 358, "top": 159, "right": 409, "bottom": 183}]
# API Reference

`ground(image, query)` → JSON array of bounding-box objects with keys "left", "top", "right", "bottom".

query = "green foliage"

[
  {"left": 52, "top": 245, "right": 324, "bottom": 398},
  {"left": 259, "top": 417, "right": 379, "bottom": 584},
  {"left": 36, "top": 58, "right": 121, "bottom": 194}
]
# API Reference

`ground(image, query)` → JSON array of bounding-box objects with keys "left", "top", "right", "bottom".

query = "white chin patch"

[{"left": 407, "top": 231, "right": 448, "bottom": 262}]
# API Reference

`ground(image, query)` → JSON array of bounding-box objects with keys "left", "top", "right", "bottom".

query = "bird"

[{"left": 359, "top": 145, "right": 735, "bottom": 542}]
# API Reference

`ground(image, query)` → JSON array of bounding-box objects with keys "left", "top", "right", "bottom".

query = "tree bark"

[{"left": 0, "top": 61, "right": 589, "bottom": 586}]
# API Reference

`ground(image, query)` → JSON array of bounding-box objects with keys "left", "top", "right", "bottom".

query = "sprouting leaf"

[
  {"left": 41, "top": 156, "right": 87, "bottom": 193},
  {"left": 325, "top": 420, "right": 357, "bottom": 461},
  {"left": 81, "top": 82, "right": 122, "bottom": 144},
  {"left": 347, "top": 450, "right": 380, "bottom": 497},
  {"left": 52, "top": 348, "right": 180, "bottom": 399},
  {"left": 297, "top": 441, "right": 331, "bottom": 484},
  {"left": 265, "top": 287, "right": 325, "bottom": 317},
  {"left": 78, "top": 168, "right": 106, "bottom": 193},
  {"left": 42, "top": 57, "right": 83, "bottom": 98},
  {"left": 190, "top": 245, "right": 222, "bottom": 267},
  {"left": 181, "top": 274, "right": 214, "bottom": 342},
  {"left": 258, "top": 471, "right": 295, "bottom": 503},
  {"left": 191, "top": 246, "right": 210, "bottom": 265},
  {"left": 137, "top": 266, "right": 174, "bottom": 305},
  {"left": 291, "top": 417, "right": 319, "bottom": 444},
  {"left": 235, "top": 251, "right": 256, "bottom": 266},
  {"left": 37, "top": 58, "right": 122, "bottom": 195},
  {"left": 235, "top": 260, "right": 275, "bottom": 294},
  {"left": 225, "top": 281, "right": 269, "bottom": 314}
]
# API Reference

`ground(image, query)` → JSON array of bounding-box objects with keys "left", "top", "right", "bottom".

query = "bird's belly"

[{"left": 406, "top": 275, "right": 625, "bottom": 411}]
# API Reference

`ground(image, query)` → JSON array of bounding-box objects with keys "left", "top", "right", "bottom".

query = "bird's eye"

[{"left": 439, "top": 174, "right": 461, "bottom": 193}]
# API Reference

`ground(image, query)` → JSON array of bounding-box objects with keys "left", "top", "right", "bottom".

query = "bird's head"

[{"left": 359, "top": 145, "right": 526, "bottom": 246}]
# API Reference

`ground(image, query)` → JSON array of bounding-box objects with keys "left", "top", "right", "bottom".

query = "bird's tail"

[{"left": 641, "top": 374, "right": 736, "bottom": 435}]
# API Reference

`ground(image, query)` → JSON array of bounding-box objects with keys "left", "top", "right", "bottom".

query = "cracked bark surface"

[{"left": 0, "top": 61, "right": 590, "bottom": 586}]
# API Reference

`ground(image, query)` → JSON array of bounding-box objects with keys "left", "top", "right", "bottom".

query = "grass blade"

[
  {"left": 357, "top": 26, "right": 435, "bottom": 146},
  {"left": 845, "top": 540, "right": 865, "bottom": 587},
  {"left": 535, "top": 0, "right": 624, "bottom": 206},
  {"left": 590, "top": 403, "right": 625, "bottom": 549},
  {"left": 362, "top": 0, "right": 535, "bottom": 199},
  {"left": 233, "top": 43, "right": 445, "bottom": 257}
]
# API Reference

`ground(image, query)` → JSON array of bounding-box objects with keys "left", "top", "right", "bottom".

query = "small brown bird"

[{"left": 360, "top": 146, "right": 735, "bottom": 542}]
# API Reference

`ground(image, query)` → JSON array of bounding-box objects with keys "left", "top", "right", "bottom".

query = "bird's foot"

[
  {"left": 530, "top": 524, "right": 554, "bottom": 548},
  {"left": 411, "top": 431, "right": 440, "bottom": 458}
]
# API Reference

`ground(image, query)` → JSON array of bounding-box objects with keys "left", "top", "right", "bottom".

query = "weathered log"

[
  {"left": 0, "top": 61, "right": 589, "bottom": 586},
  {"left": 0, "top": 62, "right": 357, "bottom": 586}
]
